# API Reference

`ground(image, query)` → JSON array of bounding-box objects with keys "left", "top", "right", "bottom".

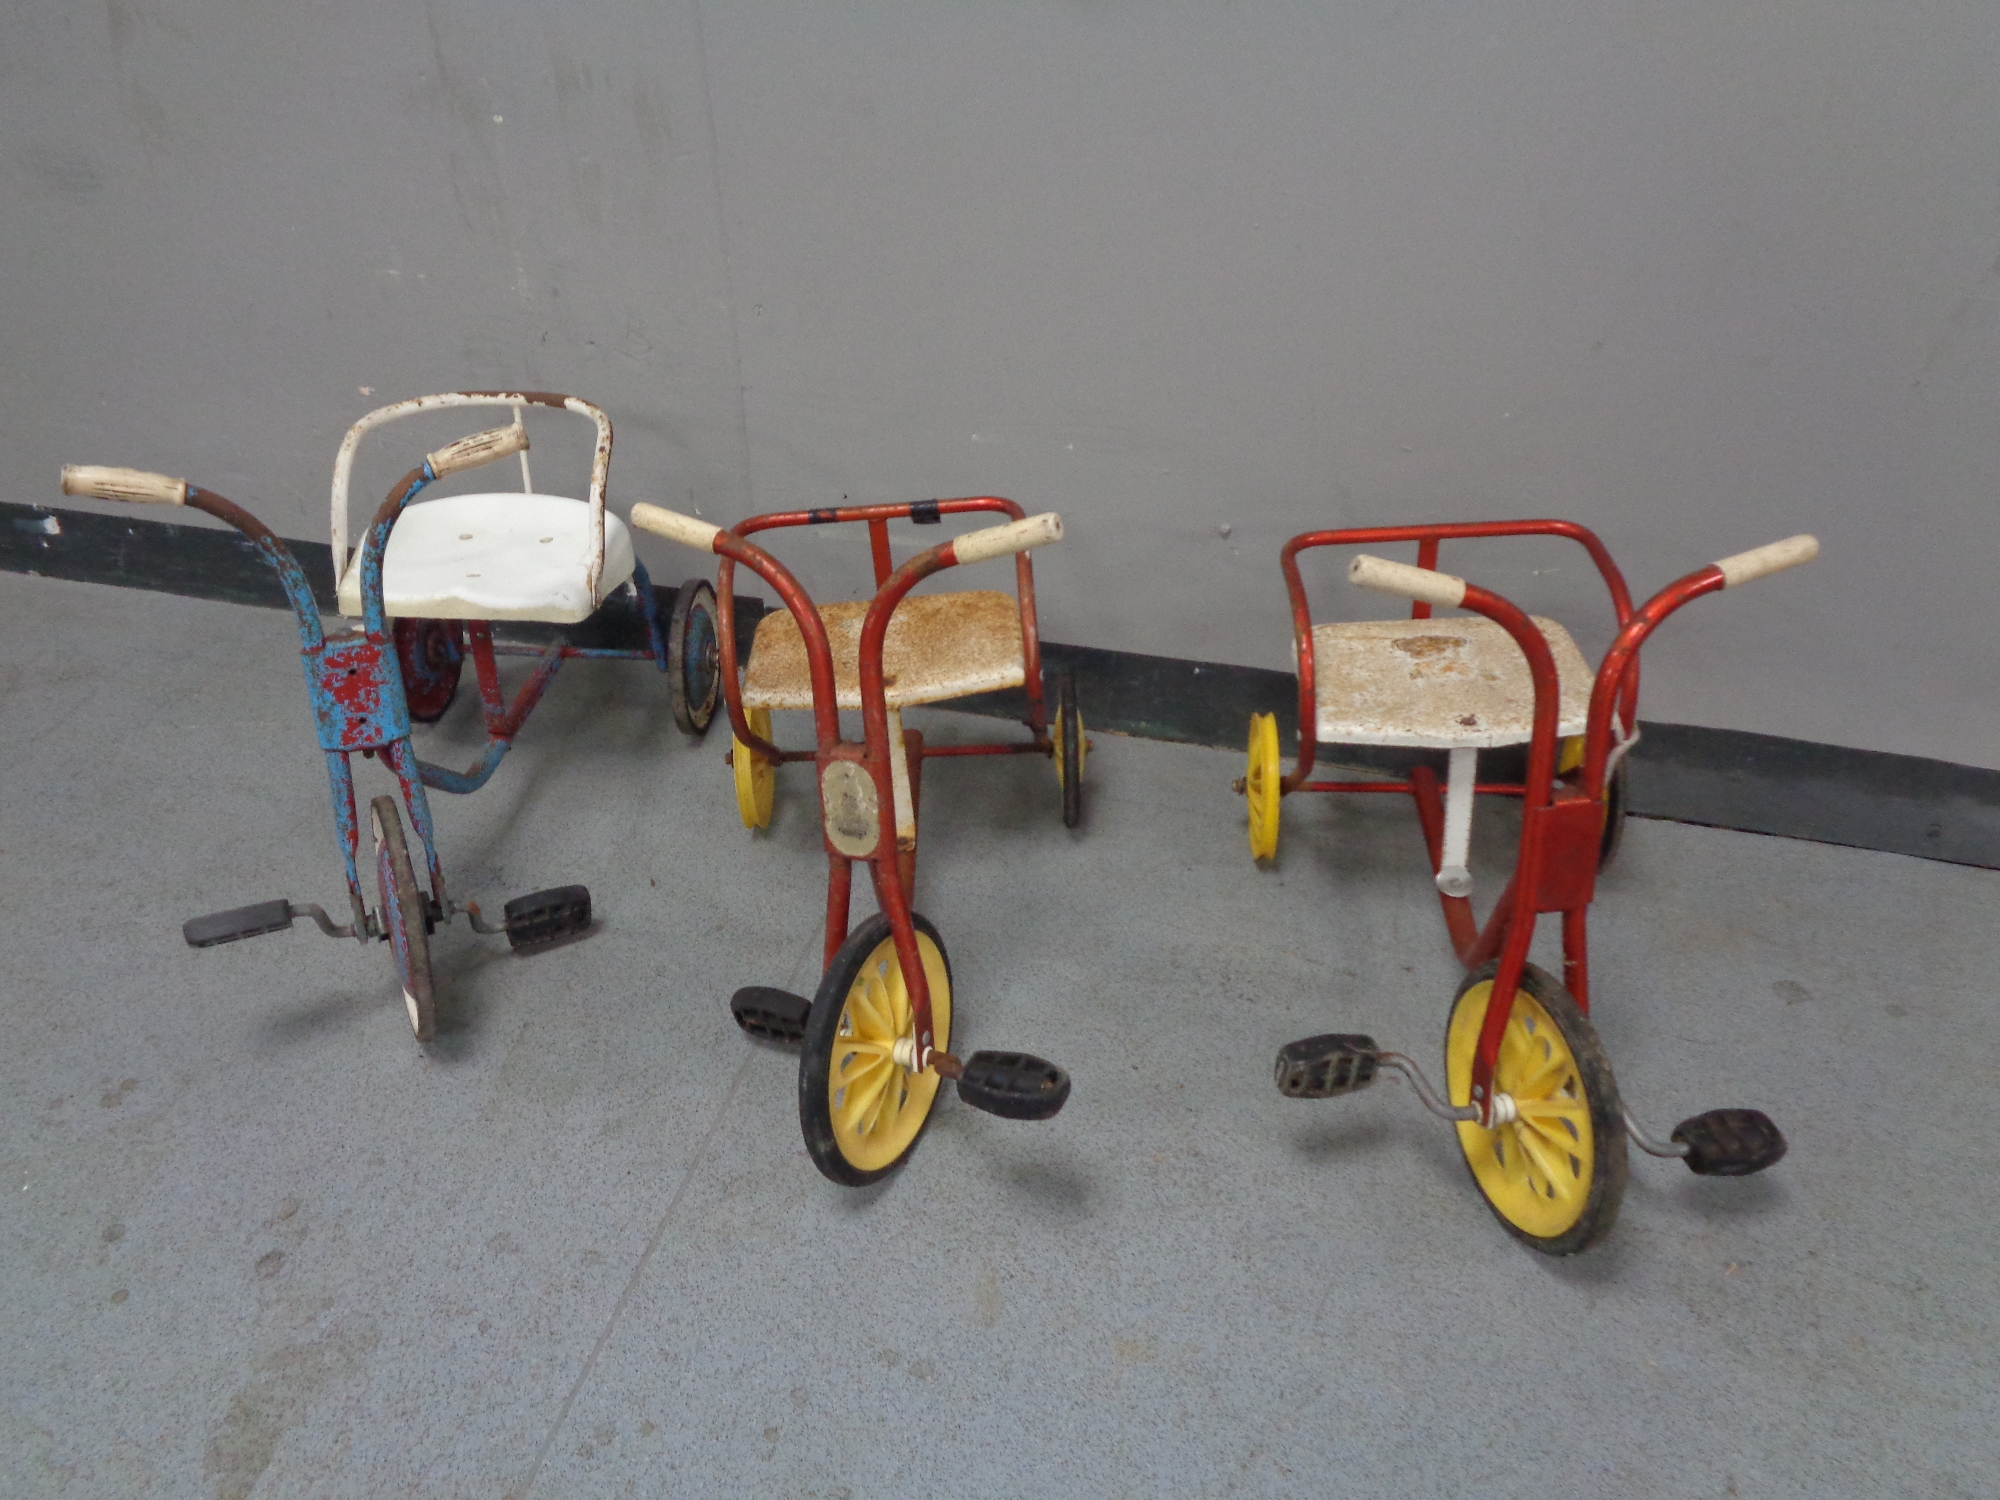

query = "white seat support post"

[{"left": 1436, "top": 747, "right": 1478, "bottom": 898}]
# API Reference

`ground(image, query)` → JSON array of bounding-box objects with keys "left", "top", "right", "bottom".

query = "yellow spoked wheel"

[
  {"left": 1054, "top": 669, "right": 1086, "bottom": 829},
  {"left": 799, "top": 913, "right": 954, "bottom": 1187},
  {"left": 1245, "top": 712, "right": 1282, "bottom": 861},
  {"left": 733, "top": 706, "right": 776, "bottom": 829},
  {"left": 1445, "top": 961, "right": 1626, "bottom": 1255}
]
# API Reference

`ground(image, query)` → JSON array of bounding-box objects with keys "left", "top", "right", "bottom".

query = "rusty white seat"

[
  {"left": 333, "top": 492, "right": 636, "bottom": 624},
  {"left": 742, "top": 590, "right": 1026, "bottom": 710},
  {"left": 1308, "top": 616, "right": 1592, "bottom": 749}
]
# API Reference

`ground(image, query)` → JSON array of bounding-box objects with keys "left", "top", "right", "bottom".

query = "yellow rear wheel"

[
  {"left": 1054, "top": 670, "right": 1086, "bottom": 828},
  {"left": 1246, "top": 712, "right": 1281, "bottom": 861},
  {"left": 733, "top": 706, "right": 776, "bottom": 829},
  {"left": 799, "top": 914, "right": 953, "bottom": 1186},
  {"left": 1445, "top": 962, "right": 1626, "bottom": 1255},
  {"left": 1052, "top": 703, "right": 1088, "bottom": 788}
]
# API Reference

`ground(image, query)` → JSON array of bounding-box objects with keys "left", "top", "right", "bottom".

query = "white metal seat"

[
  {"left": 1308, "top": 616, "right": 1593, "bottom": 749},
  {"left": 334, "top": 493, "right": 636, "bottom": 623},
  {"left": 330, "top": 392, "right": 622, "bottom": 625},
  {"left": 742, "top": 590, "right": 1027, "bottom": 710}
]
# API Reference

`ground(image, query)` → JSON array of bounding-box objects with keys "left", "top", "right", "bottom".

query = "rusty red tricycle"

[
  {"left": 630, "top": 499, "right": 1073, "bottom": 1186},
  {"left": 1248, "top": 520, "right": 1817, "bottom": 1254}
]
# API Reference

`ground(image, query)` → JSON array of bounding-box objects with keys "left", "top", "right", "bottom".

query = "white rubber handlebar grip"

[
  {"left": 428, "top": 418, "right": 528, "bottom": 479},
  {"left": 1715, "top": 534, "right": 1818, "bottom": 587},
  {"left": 60, "top": 465, "right": 188, "bottom": 504},
  {"left": 629, "top": 502, "right": 723, "bottom": 553},
  {"left": 952, "top": 511, "right": 1064, "bottom": 565},
  {"left": 1349, "top": 553, "right": 1468, "bottom": 609}
]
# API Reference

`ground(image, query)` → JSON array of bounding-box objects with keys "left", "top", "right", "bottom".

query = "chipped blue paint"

[
  {"left": 383, "top": 738, "right": 446, "bottom": 905},
  {"left": 323, "top": 750, "right": 370, "bottom": 938},
  {"left": 307, "top": 631, "right": 412, "bottom": 751},
  {"left": 634, "top": 558, "right": 670, "bottom": 673},
  {"left": 418, "top": 740, "right": 511, "bottom": 796}
]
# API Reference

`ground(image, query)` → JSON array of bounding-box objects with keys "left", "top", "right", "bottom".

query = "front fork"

[{"left": 324, "top": 736, "right": 450, "bottom": 941}]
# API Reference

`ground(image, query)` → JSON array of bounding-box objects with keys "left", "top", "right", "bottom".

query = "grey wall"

[{"left": 8, "top": 2, "right": 2000, "bottom": 765}]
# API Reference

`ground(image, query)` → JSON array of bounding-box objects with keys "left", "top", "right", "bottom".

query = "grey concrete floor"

[{"left": 3, "top": 571, "right": 1996, "bottom": 1499}]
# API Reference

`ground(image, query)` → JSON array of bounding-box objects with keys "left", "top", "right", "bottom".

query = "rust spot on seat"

[
  {"left": 1392, "top": 635, "right": 1466, "bottom": 658},
  {"left": 742, "top": 590, "right": 1028, "bottom": 709}
]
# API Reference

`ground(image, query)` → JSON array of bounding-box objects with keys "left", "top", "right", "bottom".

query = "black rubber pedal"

[
  {"left": 731, "top": 986, "right": 810, "bottom": 1044},
  {"left": 956, "top": 1051, "right": 1071, "bottom": 1121},
  {"left": 1275, "top": 1034, "right": 1381, "bottom": 1098},
  {"left": 503, "top": 885, "right": 592, "bottom": 950},
  {"left": 1672, "top": 1108, "right": 1788, "bottom": 1176},
  {"left": 183, "top": 899, "right": 295, "bottom": 949}
]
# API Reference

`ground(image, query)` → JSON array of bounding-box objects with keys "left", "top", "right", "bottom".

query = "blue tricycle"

[{"left": 63, "top": 391, "right": 722, "bottom": 1041}]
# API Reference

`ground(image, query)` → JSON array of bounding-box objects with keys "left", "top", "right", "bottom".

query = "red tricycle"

[
  {"left": 1247, "top": 521, "right": 1817, "bottom": 1254},
  {"left": 630, "top": 499, "right": 1075, "bottom": 1186}
]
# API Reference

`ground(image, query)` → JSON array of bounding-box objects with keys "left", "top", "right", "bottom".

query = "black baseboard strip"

[
  {"left": 1621, "top": 723, "right": 2000, "bottom": 871},
  {"left": 7, "top": 498, "right": 342, "bottom": 610},
  {"left": 1, "top": 500, "right": 765, "bottom": 657},
  {"left": 9, "top": 499, "right": 1998, "bottom": 871}
]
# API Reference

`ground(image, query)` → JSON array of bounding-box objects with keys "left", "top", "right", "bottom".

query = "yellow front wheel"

[
  {"left": 1245, "top": 712, "right": 1281, "bottom": 861},
  {"left": 733, "top": 706, "right": 776, "bottom": 829},
  {"left": 799, "top": 914, "right": 953, "bottom": 1186},
  {"left": 1445, "top": 961, "right": 1626, "bottom": 1255}
]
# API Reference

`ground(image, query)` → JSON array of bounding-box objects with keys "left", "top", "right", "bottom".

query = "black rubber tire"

[
  {"left": 1598, "top": 760, "right": 1629, "bottom": 871},
  {"left": 1448, "top": 961, "right": 1627, "bottom": 1256},
  {"left": 393, "top": 618, "right": 465, "bottom": 725},
  {"left": 370, "top": 796, "right": 437, "bottom": 1042},
  {"left": 667, "top": 578, "right": 721, "bottom": 737},
  {"left": 1057, "top": 670, "right": 1083, "bottom": 830},
  {"left": 799, "top": 912, "right": 952, "bottom": 1187}
]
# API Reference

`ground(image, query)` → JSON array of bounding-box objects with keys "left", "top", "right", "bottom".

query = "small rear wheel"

[
  {"left": 393, "top": 619, "right": 465, "bottom": 725},
  {"left": 1598, "top": 760, "right": 1629, "bottom": 870},
  {"left": 1245, "top": 712, "right": 1281, "bottom": 861},
  {"left": 733, "top": 706, "right": 776, "bottom": 829},
  {"left": 370, "top": 796, "right": 436, "bottom": 1041},
  {"left": 1053, "top": 670, "right": 1085, "bottom": 829},
  {"left": 799, "top": 913, "right": 953, "bottom": 1186},
  {"left": 667, "top": 579, "right": 721, "bottom": 737},
  {"left": 1563, "top": 735, "right": 1630, "bottom": 871},
  {"left": 1445, "top": 961, "right": 1625, "bottom": 1255}
]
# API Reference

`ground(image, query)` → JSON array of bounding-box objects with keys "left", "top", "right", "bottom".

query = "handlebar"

[
  {"left": 952, "top": 511, "right": 1063, "bottom": 564},
  {"left": 61, "top": 465, "right": 188, "bottom": 505},
  {"left": 427, "top": 417, "right": 527, "bottom": 480},
  {"left": 1716, "top": 534, "right": 1817, "bottom": 587},
  {"left": 629, "top": 503, "right": 723, "bottom": 552},
  {"left": 59, "top": 466, "right": 326, "bottom": 649},
  {"left": 630, "top": 503, "right": 1064, "bottom": 568},
  {"left": 1353, "top": 532, "right": 1819, "bottom": 604},
  {"left": 1348, "top": 553, "right": 1465, "bottom": 609}
]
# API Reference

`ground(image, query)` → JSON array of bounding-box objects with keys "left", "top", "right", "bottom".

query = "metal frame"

[
  {"left": 1272, "top": 520, "right": 1732, "bottom": 1123},
  {"left": 714, "top": 498, "right": 1057, "bottom": 921},
  {"left": 63, "top": 394, "right": 707, "bottom": 1025},
  {"left": 331, "top": 392, "right": 674, "bottom": 798},
  {"left": 331, "top": 390, "right": 613, "bottom": 599},
  {"left": 710, "top": 502, "right": 1056, "bottom": 1072}
]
